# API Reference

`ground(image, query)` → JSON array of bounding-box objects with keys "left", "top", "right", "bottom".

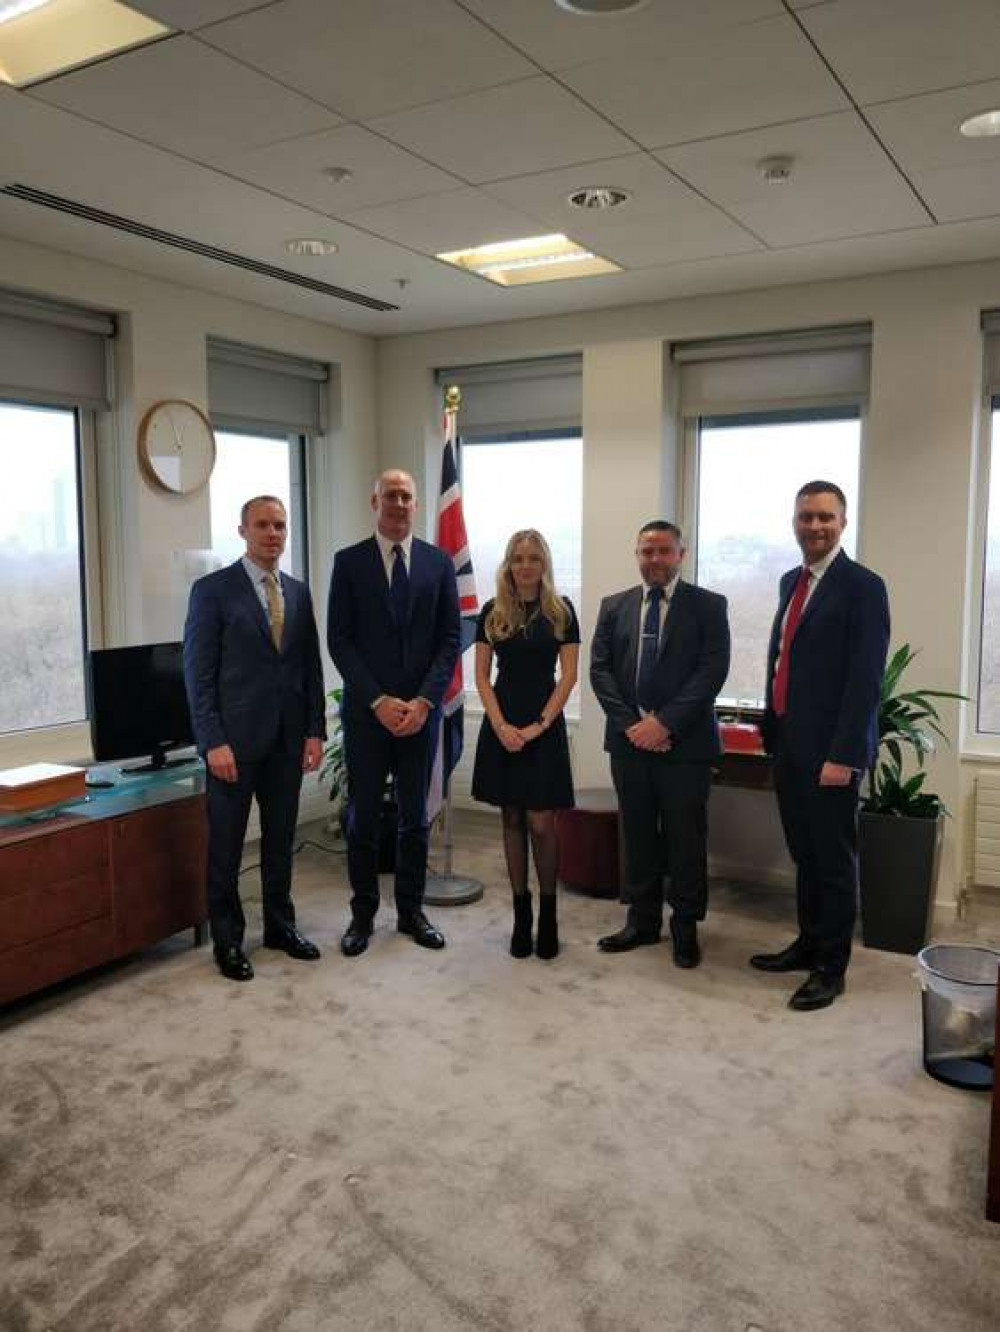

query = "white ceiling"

[{"left": 0, "top": 0, "right": 999, "bottom": 334}]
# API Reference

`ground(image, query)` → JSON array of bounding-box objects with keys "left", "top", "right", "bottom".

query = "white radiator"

[{"left": 973, "top": 772, "right": 1000, "bottom": 888}]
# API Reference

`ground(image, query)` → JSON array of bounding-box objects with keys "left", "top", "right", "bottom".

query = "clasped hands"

[
  {"left": 494, "top": 718, "right": 545, "bottom": 753},
  {"left": 374, "top": 695, "right": 430, "bottom": 737},
  {"left": 626, "top": 715, "right": 673, "bottom": 752}
]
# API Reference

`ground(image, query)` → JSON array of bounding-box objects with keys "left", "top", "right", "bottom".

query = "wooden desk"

[
  {"left": 0, "top": 767, "right": 207, "bottom": 1005},
  {"left": 987, "top": 964, "right": 1000, "bottom": 1223}
]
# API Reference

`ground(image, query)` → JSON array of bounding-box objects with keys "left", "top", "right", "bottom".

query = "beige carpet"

[{"left": 2, "top": 810, "right": 998, "bottom": 1332}]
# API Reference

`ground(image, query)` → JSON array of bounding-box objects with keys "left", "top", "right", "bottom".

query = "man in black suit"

[
  {"left": 327, "top": 468, "right": 460, "bottom": 957},
  {"left": 183, "top": 495, "right": 327, "bottom": 982},
  {"left": 752, "top": 480, "right": 890, "bottom": 1011},
  {"left": 591, "top": 521, "right": 730, "bottom": 968}
]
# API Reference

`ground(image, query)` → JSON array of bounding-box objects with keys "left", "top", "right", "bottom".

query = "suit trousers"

[
  {"left": 343, "top": 709, "right": 439, "bottom": 922},
  {"left": 205, "top": 740, "right": 302, "bottom": 950},
  {"left": 610, "top": 753, "right": 712, "bottom": 931},
  {"left": 772, "top": 732, "right": 859, "bottom": 975}
]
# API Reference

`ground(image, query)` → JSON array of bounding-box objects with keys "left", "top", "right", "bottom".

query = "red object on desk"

[{"left": 719, "top": 721, "right": 764, "bottom": 754}]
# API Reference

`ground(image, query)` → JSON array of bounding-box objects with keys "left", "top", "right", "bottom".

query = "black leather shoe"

[
  {"left": 597, "top": 924, "right": 660, "bottom": 953},
  {"left": 749, "top": 939, "right": 817, "bottom": 972},
  {"left": 397, "top": 911, "right": 445, "bottom": 950},
  {"left": 264, "top": 927, "right": 321, "bottom": 960},
  {"left": 214, "top": 945, "right": 253, "bottom": 982},
  {"left": 340, "top": 920, "right": 372, "bottom": 958},
  {"left": 789, "top": 970, "right": 845, "bottom": 1011},
  {"left": 669, "top": 915, "right": 701, "bottom": 969}
]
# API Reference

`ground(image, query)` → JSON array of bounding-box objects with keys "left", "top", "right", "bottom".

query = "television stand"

[{"left": 120, "top": 745, "right": 198, "bottom": 775}]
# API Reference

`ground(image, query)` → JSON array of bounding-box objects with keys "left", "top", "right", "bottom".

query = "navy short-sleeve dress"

[{"left": 471, "top": 597, "right": 579, "bottom": 810}]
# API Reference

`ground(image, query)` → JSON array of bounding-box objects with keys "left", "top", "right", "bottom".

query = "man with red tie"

[{"left": 753, "top": 481, "right": 890, "bottom": 1010}]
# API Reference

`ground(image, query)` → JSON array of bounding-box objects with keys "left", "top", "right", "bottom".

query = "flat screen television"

[{"left": 88, "top": 641, "right": 197, "bottom": 773}]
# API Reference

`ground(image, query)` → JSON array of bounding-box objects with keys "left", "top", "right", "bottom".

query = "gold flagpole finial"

[{"left": 444, "top": 384, "right": 462, "bottom": 414}]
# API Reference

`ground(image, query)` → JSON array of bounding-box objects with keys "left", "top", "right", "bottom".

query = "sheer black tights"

[{"left": 500, "top": 806, "right": 558, "bottom": 896}]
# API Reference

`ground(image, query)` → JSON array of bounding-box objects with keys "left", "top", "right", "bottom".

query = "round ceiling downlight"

[
  {"left": 567, "top": 186, "right": 631, "bottom": 210},
  {"left": 284, "top": 238, "right": 339, "bottom": 256},
  {"left": 555, "top": 0, "right": 649, "bottom": 15},
  {"left": 959, "top": 109, "right": 1000, "bottom": 138}
]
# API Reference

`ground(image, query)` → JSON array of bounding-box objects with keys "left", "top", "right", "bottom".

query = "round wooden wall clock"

[{"left": 138, "top": 399, "right": 217, "bottom": 494}]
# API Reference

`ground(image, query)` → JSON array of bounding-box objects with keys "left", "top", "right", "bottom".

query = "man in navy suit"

[
  {"left": 328, "top": 468, "right": 460, "bottom": 957},
  {"left": 591, "top": 521, "right": 730, "bottom": 968},
  {"left": 183, "top": 495, "right": 326, "bottom": 982},
  {"left": 753, "top": 480, "right": 890, "bottom": 1010}
]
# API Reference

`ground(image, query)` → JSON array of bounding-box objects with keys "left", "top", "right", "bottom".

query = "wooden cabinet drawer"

[
  {"left": 111, "top": 798, "right": 207, "bottom": 955},
  {"left": 0, "top": 870, "right": 111, "bottom": 952},
  {"left": 0, "top": 918, "right": 114, "bottom": 1005},
  {"left": 0, "top": 822, "right": 108, "bottom": 902}
]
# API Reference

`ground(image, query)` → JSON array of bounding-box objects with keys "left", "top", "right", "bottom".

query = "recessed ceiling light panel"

[
  {"left": 959, "top": 109, "right": 1000, "bottom": 138},
  {"left": 568, "top": 186, "right": 631, "bottom": 211},
  {"left": 323, "top": 166, "right": 354, "bottom": 185},
  {"left": 285, "top": 238, "right": 339, "bottom": 257},
  {"left": 555, "top": 0, "right": 649, "bottom": 14},
  {"left": 437, "top": 233, "right": 621, "bottom": 286},
  {"left": 0, "top": 0, "right": 170, "bottom": 87}
]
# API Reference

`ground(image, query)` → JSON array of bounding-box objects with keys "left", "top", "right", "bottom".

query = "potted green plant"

[
  {"left": 858, "top": 644, "right": 966, "bottom": 954},
  {"left": 319, "top": 686, "right": 397, "bottom": 870}
]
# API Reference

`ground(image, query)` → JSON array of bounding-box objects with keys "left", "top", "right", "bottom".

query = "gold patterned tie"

[{"left": 264, "top": 571, "right": 284, "bottom": 650}]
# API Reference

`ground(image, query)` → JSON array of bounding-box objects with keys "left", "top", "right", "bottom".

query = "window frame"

[
  {"left": 457, "top": 424, "right": 584, "bottom": 719},
  {"left": 0, "top": 396, "right": 103, "bottom": 763},
  {"left": 963, "top": 390, "right": 1000, "bottom": 756},
  {"left": 681, "top": 402, "right": 868, "bottom": 712},
  {"left": 209, "top": 424, "right": 310, "bottom": 583}
]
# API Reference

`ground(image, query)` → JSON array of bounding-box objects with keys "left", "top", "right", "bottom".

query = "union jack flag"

[{"left": 427, "top": 401, "right": 478, "bottom": 820}]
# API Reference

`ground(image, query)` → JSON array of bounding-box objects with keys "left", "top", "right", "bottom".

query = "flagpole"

[{"left": 424, "top": 384, "right": 484, "bottom": 907}]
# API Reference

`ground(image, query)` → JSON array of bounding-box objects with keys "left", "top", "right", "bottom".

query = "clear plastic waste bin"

[{"left": 916, "top": 944, "right": 999, "bottom": 1090}]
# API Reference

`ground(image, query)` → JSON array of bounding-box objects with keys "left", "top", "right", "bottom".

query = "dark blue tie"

[
  {"left": 636, "top": 587, "right": 663, "bottom": 711},
  {"left": 390, "top": 543, "right": 409, "bottom": 637}
]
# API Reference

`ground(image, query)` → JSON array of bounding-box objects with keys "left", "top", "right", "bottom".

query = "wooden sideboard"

[
  {"left": 0, "top": 770, "right": 207, "bottom": 1005},
  {"left": 988, "top": 965, "right": 1000, "bottom": 1223}
]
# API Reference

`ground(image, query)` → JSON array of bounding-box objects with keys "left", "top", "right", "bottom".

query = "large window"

[
  {"left": 209, "top": 429, "right": 308, "bottom": 578},
  {"left": 0, "top": 401, "right": 88, "bottom": 734},
  {"left": 693, "top": 410, "right": 861, "bottom": 706},
  {"left": 461, "top": 431, "right": 583, "bottom": 714}
]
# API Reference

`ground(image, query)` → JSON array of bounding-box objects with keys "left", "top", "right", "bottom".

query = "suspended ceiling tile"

[
  {"left": 368, "top": 77, "right": 634, "bottom": 184},
  {"left": 342, "top": 188, "right": 551, "bottom": 257},
  {"left": 212, "top": 124, "right": 466, "bottom": 214},
  {"left": 128, "top": 0, "right": 263, "bottom": 26},
  {"left": 796, "top": 0, "right": 1000, "bottom": 104},
  {"left": 659, "top": 111, "right": 929, "bottom": 246},
  {"left": 458, "top": 0, "right": 782, "bottom": 71},
  {"left": 199, "top": 0, "right": 535, "bottom": 122},
  {"left": 910, "top": 163, "right": 1000, "bottom": 225},
  {"left": 483, "top": 153, "right": 761, "bottom": 269},
  {"left": 868, "top": 79, "right": 1000, "bottom": 173},
  {"left": 560, "top": 13, "right": 847, "bottom": 149},
  {"left": 28, "top": 35, "right": 340, "bottom": 159}
]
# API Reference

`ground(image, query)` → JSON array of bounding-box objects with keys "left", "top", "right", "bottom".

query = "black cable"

[{"left": 237, "top": 835, "right": 345, "bottom": 877}]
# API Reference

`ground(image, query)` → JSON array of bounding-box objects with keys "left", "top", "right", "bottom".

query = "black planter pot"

[{"left": 858, "top": 811, "right": 944, "bottom": 955}]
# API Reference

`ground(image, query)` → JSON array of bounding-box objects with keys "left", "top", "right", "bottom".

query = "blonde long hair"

[{"left": 485, "top": 529, "right": 570, "bottom": 643}]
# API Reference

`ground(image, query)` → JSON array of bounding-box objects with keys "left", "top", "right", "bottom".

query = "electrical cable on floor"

[{"left": 238, "top": 835, "right": 345, "bottom": 877}]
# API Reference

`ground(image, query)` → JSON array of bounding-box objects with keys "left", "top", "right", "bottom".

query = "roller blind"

[
  {"left": 435, "top": 354, "right": 582, "bottom": 436},
  {"left": 981, "top": 311, "right": 1000, "bottom": 395},
  {"left": 207, "top": 338, "right": 328, "bottom": 435},
  {"left": 0, "top": 289, "right": 115, "bottom": 410},
  {"left": 673, "top": 324, "right": 872, "bottom": 417}
]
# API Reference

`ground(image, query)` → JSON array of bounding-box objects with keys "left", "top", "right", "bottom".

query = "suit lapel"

[
  {"left": 798, "top": 550, "right": 847, "bottom": 631},
  {"left": 656, "top": 578, "right": 684, "bottom": 659},
  {"left": 277, "top": 572, "right": 296, "bottom": 652},
  {"left": 233, "top": 561, "right": 273, "bottom": 646},
  {"left": 621, "top": 586, "right": 643, "bottom": 679}
]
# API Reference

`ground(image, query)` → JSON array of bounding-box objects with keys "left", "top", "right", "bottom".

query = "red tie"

[{"left": 772, "top": 567, "right": 812, "bottom": 717}]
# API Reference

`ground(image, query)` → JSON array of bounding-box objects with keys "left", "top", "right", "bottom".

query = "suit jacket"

[
  {"left": 183, "top": 561, "right": 326, "bottom": 762},
  {"left": 590, "top": 579, "right": 730, "bottom": 761},
  {"left": 761, "top": 549, "right": 890, "bottom": 772},
  {"left": 327, "top": 535, "right": 460, "bottom": 721}
]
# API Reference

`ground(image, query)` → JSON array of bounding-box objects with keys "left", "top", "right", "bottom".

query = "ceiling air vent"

[{"left": 0, "top": 184, "right": 398, "bottom": 312}]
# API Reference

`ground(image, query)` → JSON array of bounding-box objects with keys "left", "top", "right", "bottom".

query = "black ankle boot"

[
  {"left": 536, "top": 894, "right": 559, "bottom": 960},
  {"left": 510, "top": 892, "right": 533, "bottom": 958}
]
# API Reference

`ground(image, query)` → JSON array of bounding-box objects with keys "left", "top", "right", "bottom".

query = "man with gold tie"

[
  {"left": 753, "top": 481, "right": 890, "bottom": 1011},
  {"left": 183, "top": 495, "right": 326, "bottom": 981}
]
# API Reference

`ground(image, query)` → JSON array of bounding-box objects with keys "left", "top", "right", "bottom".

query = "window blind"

[
  {"left": 673, "top": 324, "right": 872, "bottom": 417},
  {"left": 207, "top": 338, "right": 328, "bottom": 436},
  {"left": 435, "top": 354, "right": 582, "bottom": 437},
  {"left": 0, "top": 289, "right": 115, "bottom": 410}
]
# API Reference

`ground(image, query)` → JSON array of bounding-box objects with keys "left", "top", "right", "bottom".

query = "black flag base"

[{"left": 424, "top": 871, "right": 484, "bottom": 906}]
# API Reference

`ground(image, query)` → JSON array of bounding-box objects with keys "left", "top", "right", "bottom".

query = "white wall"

[
  {"left": 376, "top": 257, "right": 1000, "bottom": 915},
  {"left": 0, "top": 235, "right": 379, "bottom": 774}
]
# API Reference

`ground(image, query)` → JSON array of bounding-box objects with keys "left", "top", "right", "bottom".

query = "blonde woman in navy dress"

[{"left": 472, "top": 530, "right": 579, "bottom": 958}]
